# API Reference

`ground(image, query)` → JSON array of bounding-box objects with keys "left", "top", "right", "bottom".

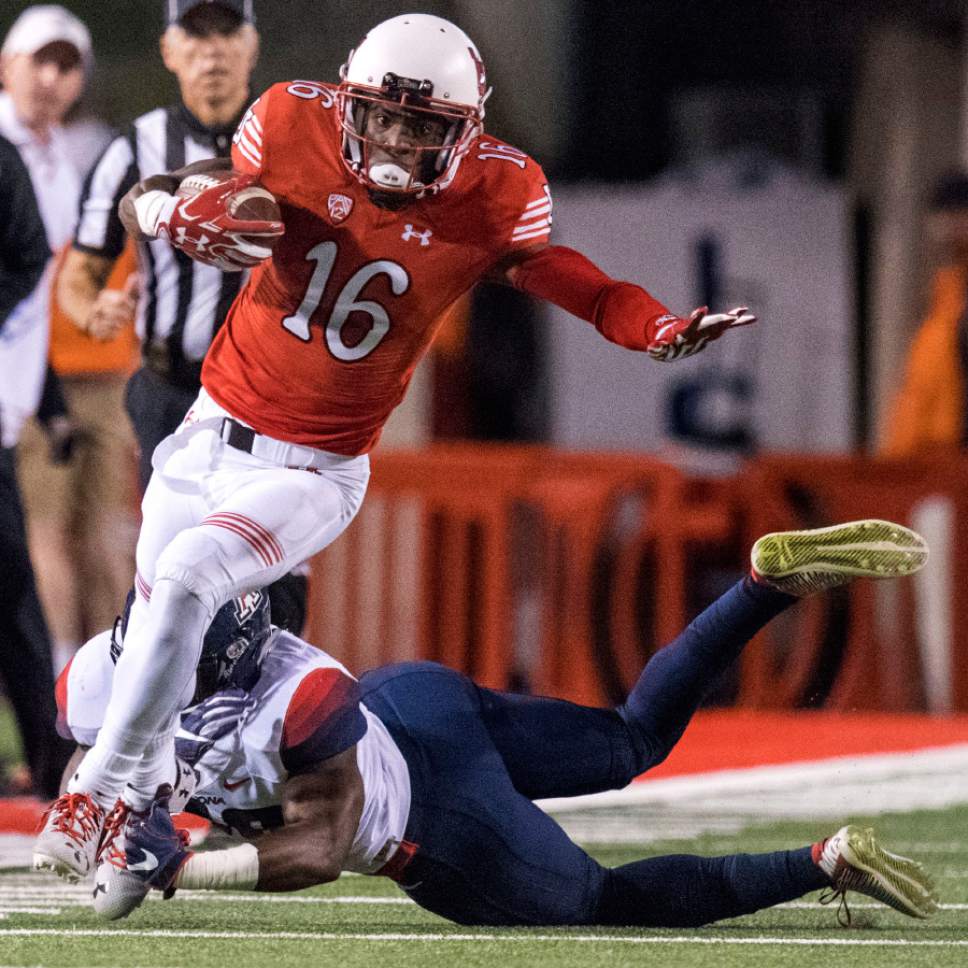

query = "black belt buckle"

[{"left": 220, "top": 418, "right": 256, "bottom": 453}]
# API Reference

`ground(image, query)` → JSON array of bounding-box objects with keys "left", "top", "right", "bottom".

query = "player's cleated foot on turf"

[
  {"left": 92, "top": 784, "right": 189, "bottom": 921},
  {"left": 32, "top": 793, "right": 106, "bottom": 882},
  {"left": 817, "top": 824, "right": 940, "bottom": 922},
  {"left": 750, "top": 519, "right": 928, "bottom": 597}
]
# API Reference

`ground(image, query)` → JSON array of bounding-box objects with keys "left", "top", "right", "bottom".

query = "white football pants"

[{"left": 69, "top": 389, "right": 369, "bottom": 807}]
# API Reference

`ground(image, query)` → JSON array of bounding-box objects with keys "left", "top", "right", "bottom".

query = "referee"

[
  {"left": 0, "top": 131, "right": 73, "bottom": 798},
  {"left": 57, "top": 0, "right": 307, "bottom": 634}
]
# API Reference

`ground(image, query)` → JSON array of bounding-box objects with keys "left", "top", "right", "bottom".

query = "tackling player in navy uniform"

[{"left": 54, "top": 519, "right": 938, "bottom": 924}]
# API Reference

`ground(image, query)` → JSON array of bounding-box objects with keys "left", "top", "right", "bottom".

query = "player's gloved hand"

[
  {"left": 176, "top": 688, "right": 254, "bottom": 764},
  {"left": 131, "top": 174, "right": 283, "bottom": 272},
  {"left": 647, "top": 306, "right": 756, "bottom": 362}
]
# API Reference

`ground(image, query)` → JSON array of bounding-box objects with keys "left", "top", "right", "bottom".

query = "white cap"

[{"left": 1, "top": 5, "right": 92, "bottom": 66}]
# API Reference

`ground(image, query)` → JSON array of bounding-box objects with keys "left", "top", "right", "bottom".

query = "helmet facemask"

[{"left": 337, "top": 73, "right": 479, "bottom": 201}]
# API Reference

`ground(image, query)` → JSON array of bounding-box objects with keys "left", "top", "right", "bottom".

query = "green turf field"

[
  {"left": 2, "top": 805, "right": 966, "bottom": 968},
  {"left": 0, "top": 702, "right": 25, "bottom": 785}
]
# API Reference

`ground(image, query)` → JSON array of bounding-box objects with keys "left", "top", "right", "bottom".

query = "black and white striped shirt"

[{"left": 74, "top": 102, "right": 247, "bottom": 387}]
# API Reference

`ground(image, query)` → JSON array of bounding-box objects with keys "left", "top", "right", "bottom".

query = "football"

[{"left": 176, "top": 169, "right": 282, "bottom": 224}]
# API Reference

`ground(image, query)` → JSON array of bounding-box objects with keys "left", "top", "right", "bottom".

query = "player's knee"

[
  {"left": 614, "top": 703, "right": 673, "bottom": 782},
  {"left": 153, "top": 529, "right": 232, "bottom": 617},
  {"left": 146, "top": 577, "right": 211, "bottom": 654}
]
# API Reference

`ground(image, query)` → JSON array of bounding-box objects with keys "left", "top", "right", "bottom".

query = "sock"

[
  {"left": 124, "top": 726, "right": 177, "bottom": 811},
  {"left": 68, "top": 748, "right": 141, "bottom": 810},
  {"left": 595, "top": 846, "right": 830, "bottom": 927}
]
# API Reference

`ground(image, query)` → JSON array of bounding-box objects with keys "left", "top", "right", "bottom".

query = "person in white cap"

[
  {"left": 0, "top": 3, "right": 92, "bottom": 486},
  {"left": 0, "top": 6, "right": 139, "bottom": 689},
  {"left": 0, "top": 3, "right": 90, "bottom": 447},
  {"left": 0, "top": 4, "right": 92, "bottom": 798}
]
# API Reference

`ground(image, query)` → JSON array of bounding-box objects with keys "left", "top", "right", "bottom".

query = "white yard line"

[
  {"left": 1, "top": 885, "right": 965, "bottom": 912},
  {"left": 0, "top": 928, "right": 966, "bottom": 947},
  {"left": 539, "top": 743, "right": 968, "bottom": 843}
]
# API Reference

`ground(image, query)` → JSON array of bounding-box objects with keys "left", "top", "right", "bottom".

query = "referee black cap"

[{"left": 165, "top": 0, "right": 255, "bottom": 28}]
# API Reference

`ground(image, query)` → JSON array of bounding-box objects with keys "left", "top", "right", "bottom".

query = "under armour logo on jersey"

[
  {"left": 402, "top": 224, "right": 433, "bottom": 246},
  {"left": 327, "top": 193, "right": 353, "bottom": 224}
]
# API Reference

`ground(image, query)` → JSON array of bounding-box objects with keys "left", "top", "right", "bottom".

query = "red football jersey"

[{"left": 202, "top": 80, "right": 552, "bottom": 455}]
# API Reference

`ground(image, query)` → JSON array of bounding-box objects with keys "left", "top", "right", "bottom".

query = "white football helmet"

[{"left": 337, "top": 13, "right": 491, "bottom": 199}]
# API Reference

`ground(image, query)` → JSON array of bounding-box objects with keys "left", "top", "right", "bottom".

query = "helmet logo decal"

[
  {"left": 235, "top": 591, "right": 263, "bottom": 623},
  {"left": 328, "top": 193, "right": 354, "bottom": 224}
]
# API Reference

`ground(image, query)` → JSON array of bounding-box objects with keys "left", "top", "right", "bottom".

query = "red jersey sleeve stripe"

[
  {"left": 232, "top": 98, "right": 267, "bottom": 175},
  {"left": 236, "top": 137, "right": 261, "bottom": 169}
]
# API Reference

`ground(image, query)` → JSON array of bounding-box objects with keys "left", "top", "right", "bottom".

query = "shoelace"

[
  {"left": 96, "top": 801, "right": 131, "bottom": 871},
  {"left": 38, "top": 794, "right": 104, "bottom": 846},
  {"left": 818, "top": 887, "right": 852, "bottom": 927}
]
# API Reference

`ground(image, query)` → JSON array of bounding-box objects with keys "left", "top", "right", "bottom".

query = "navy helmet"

[{"left": 112, "top": 588, "right": 272, "bottom": 703}]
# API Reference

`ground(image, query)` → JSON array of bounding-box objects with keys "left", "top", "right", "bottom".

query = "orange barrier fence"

[{"left": 304, "top": 447, "right": 968, "bottom": 712}]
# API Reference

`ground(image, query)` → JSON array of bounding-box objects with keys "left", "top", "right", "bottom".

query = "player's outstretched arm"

[
  {"left": 499, "top": 244, "right": 755, "bottom": 361},
  {"left": 170, "top": 747, "right": 365, "bottom": 894}
]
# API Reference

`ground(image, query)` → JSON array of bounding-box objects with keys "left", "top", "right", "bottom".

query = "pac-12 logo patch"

[{"left": 327, "top": 193, "right": 353, "bottom": 224}]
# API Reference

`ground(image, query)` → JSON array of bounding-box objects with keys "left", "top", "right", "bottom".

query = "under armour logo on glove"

[{"left": 647, "top": 306, "right": 756, "bottom": 362}]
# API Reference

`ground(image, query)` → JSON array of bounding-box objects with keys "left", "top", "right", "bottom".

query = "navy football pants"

[{"left": 358, "top": 577, "right": 830, "bottom": 926}]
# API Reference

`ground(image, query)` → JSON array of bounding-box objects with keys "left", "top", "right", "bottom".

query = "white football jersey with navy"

[{"left": 57, "top": 629, "right": 412, "bottom": 875}]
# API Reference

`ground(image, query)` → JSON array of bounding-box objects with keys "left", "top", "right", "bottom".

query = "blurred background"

[
  {"left": 4, "top": 0, "right": 968, "bottom": 737},
  {"left": 3, "top": 0, "right": 965, "bottom": 450}
]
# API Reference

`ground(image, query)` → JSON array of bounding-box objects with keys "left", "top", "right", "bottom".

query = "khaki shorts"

[{"left": 17, "top": 373, "right": 139, "bottom": 641}]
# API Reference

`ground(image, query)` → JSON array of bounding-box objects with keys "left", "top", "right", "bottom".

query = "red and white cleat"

[{"left": 32, "top": 793, "right": 106, "bottom": 882}]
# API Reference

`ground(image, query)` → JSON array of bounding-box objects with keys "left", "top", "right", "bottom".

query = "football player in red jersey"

[{"left": 34, "top": 14, "right": 756, "bottom": 884}]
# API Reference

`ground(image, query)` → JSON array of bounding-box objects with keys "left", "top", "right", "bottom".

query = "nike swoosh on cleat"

[{"left": 127, "top": 849, "right": 159, "bottom": 872}]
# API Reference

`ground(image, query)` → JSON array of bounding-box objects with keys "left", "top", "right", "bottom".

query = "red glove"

[
  {"left": 133, "top": 175, "right": 283, "bottom": 272},
  {"left": 647, "top": 306, "right": 756, "bottom": 362}
]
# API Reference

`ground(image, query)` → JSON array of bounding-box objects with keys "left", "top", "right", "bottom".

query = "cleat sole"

[
  {"left": 837, "top": 826, "right": 940, "bottom": 919},
  {"left": 752, "top": 520, "right": 928, "bottom": 596},
  {"left": 32, "top": 854, "right": 85, "bottom": 884}
]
